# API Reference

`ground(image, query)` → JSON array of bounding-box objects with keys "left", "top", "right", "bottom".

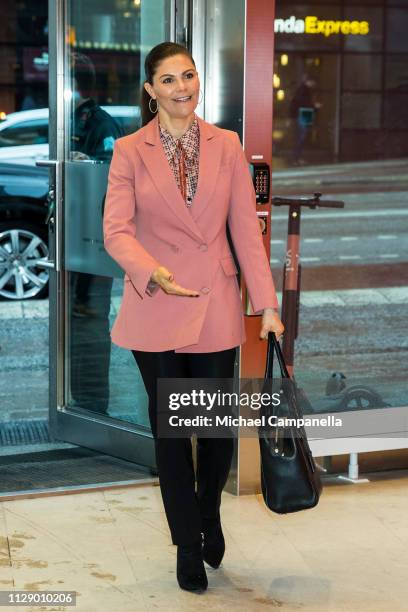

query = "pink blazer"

[{"left": 103, "top": 113, "right": 278, "bottom": 353}]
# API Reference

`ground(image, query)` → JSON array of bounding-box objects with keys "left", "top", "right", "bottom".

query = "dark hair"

[
  {"left": 140, "top": 42, "right": 196, "bottom": 127},
  {"left": 71, "top": 52, "right": 96, "bottom": 99}
]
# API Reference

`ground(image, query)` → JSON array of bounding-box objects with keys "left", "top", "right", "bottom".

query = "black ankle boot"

[
  {"left": 202, "top": 518, "right": 225, "bottom": 569},
  {"left": 176, "top": 539, "right": 208, "bottom": 593}
]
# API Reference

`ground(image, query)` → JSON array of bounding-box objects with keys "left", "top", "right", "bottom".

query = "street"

[
  {"left": 1, "top": 160, "right": 407, "bottom": 441},
  {"left": 0, "top": 291, "right": 406, "bottom": 425},
  {"left": 271, "top": 192, "right": 408, "bottom": 268}
]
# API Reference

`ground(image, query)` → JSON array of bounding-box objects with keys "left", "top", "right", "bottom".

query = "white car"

[{"left": 0, "top": 106, "right": 141, "bottom": 165}]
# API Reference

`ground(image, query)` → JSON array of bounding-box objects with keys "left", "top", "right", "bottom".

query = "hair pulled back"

[{"left": 140, "top": 42, "right": 196, "bottom": 127}]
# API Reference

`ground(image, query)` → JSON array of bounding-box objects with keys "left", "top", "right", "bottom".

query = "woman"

[{"left": 103, "top": 42, "right": 284, "bottom": 593}]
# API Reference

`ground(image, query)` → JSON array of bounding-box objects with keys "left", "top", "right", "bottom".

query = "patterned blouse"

[
  {"left": 145, "top": 116, "right": 200, "bottom": 295},
  {"left": 159, "top": 116, "right": 200, "bottom": 207}
]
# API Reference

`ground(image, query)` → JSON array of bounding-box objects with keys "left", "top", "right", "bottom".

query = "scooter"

[{"left": 271, "top": 192, "right": 389, "bottom": 414}]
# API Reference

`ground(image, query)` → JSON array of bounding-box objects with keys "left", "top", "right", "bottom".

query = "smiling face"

[{"left": 144, "top": 53, "right": 200, "bottom": 121}]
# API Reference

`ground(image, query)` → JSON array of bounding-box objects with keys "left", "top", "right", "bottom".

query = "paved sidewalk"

[
  {"left": 272, "top": 158, "right": 408, "bottom": 193},
  {"left": 0, "top": 287, "right": 407, "bottom": 320}
]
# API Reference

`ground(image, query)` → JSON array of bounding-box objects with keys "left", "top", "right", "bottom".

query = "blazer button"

[
  {"left": 199, "top": 243, "right": 208, "bottom": 251},
  {"left": 171, "top": 245, "right": 179, "bottom": 253},
  {"left": 201, "top": 286, "right": 210, "bottom": 294}
]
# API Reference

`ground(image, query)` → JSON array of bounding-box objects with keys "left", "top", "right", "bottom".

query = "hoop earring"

[
  {"left": 198, "top": 89, "right": 203, "bottom": 105},
  {"left": 149, "top": 97, "right": 158, "bottom": 113}
]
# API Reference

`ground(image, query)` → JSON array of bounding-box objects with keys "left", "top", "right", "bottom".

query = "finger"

[
  {"left": 259, "top": 326, "right": 268, "bottom": 340},
  {"left": 160, "top": 271, "right": 200, "bottom": 297},
  {"left": 165, "top": 282, "right": 200, "bottom": 297},
  {"left": 260, "top": 327, "right": 283, "bottom": 341},
  {"left": 174, "top": 288, "right": 200, "bottom": 297},
  {"left": 180, "top": 288, "right": 201, "bottom": 297}
]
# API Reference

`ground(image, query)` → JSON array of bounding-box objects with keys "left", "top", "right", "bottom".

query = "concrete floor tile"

[{"left": 0, "top": 474, "right": 407, "bottom": 611}]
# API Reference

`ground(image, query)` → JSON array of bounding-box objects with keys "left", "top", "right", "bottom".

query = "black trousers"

[{"left": 131, "top": 347, "right": 237, "bottom": 546}]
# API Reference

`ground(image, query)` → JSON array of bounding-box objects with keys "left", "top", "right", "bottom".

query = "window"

[
  {"left": 387, "top": 8, "right": 408, "bottom": 52},
  {"left": 341, "top": 92, "right": 381, "bottom": 128},
  {"left": 112, "top": 114, "right": 140, "bottom": 135},
  {"left": 343, "top": 6, "right": 383, "bottom": 52},
  {"left": 343, "top": 54, "right": 382, "bottom": 90},
  {"left": 0, "top": 119, "right": 48, "bottom": 147},
  {"left": 386, "top": 55, "right": 408, "bottom": 91}
]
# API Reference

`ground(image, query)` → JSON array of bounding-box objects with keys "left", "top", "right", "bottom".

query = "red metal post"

[{"left": 241, "top": 0, "right": 276, "bottom": 379}]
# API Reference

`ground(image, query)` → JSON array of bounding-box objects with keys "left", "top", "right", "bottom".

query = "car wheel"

[{"left": 0, "top": 221, "right": 49, "bottom": 300}]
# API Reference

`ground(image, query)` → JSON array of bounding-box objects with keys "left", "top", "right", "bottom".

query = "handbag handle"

[{"left": 265, "top": 332, "right": 290, "bottom": 380}]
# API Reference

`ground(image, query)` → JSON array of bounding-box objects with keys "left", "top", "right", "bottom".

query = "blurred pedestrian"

[{"left": 289, "top": 74, "right": 321, "bottom": 165}]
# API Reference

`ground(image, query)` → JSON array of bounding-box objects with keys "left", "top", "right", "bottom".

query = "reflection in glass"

[
  {"left": 67, "top": 51, "right": 123, "bottom": 416},
  {"left": 341, "top": 92, "right": 381, "bottom": 129},
  {"left": 342, "top": 54, "right": 382, "bottom": 91},
  {"left": 343, "top": 7, "right": 383, "bottom": 53},
  {"left": 272, "top": 0, "right": 408, "bottom": 430},
  {"left": 64, "top": 0, "right": 172, "bottom": 428},
  {"left": 386, "top": 8, "right": 408, "bottom": 53}
]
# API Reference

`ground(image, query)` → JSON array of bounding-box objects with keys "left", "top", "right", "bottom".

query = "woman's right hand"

[{"left": 150, "top": 266, "right": 200, "bottom": 297}]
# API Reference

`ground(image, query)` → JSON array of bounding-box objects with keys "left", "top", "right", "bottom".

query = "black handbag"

[{"left": 259, "top": 332, "right": 322, "bottom": 513}]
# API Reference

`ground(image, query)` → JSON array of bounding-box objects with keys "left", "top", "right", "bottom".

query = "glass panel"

[
  {"left": 274, "top": 4, "right": 342, "bottom": 52},
  {"left": 0, "top": 120, "right": 49, "bottom": 147},
  {"left": 202, "top": 0, "right": 244, "bottom": 131},
  {"left": 0, "top": 1, "right": 48, "bottom": 114},
  {"left": 273, "top": 53, "right": 339, "bottom": 166},
  {"left": 64, "top": 0, "right": 172, "bottom": 426},
  {"left": 384, "top": 93, "right": 408, "bottom": 129},
  {"left": 342, "top": 54, "right": 382, "bottom": 91},
  {"left": 343, "top": 6, "right": 383, "bottom": 52},
  {"left": 274, "top": 5, "right": 383, "bottom": 54},
  {"left": 272, "top": 0, "right": 408, "bottom": 438},
  {"left": 341, "top": 92, "right": 381, "bottom": 128},
  {"left": 386, "top": 55, "right": 408, "bottom": 90},
  {"left": 345, "top": 0, "right": 382, "bottom": 4},
  {"left": 386, "top": 8, "right": 408, "bottom": 52}
]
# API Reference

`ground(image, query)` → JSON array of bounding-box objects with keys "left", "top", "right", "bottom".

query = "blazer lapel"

[
  {"left": 191, "top": 116, "right": 223, "bottom": 223},
  {"left": 138, "top": 114, "right": 222, "bottom": 240},
  {"left": 139, "top": 114, "right": 202, "bottom": 240}
]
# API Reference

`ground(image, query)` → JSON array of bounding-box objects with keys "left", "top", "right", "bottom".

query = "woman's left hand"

[{"left": 260, "top": 308, "right": 284, "bottom": 341}]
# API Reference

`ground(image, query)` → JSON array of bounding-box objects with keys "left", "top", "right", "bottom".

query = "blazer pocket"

[{"left": 220, "top": 256, "right": 238, "bottom": 276}]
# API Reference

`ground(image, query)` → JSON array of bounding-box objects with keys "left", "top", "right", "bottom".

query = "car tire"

[{"left": 0, "top": 220, "right": 50, "bottom": 301}]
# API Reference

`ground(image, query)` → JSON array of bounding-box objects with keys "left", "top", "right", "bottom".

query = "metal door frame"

[
  {"left": 47, "top": 0, "right": 277, "bottom": 491},
  {"left": 47, "top": 0, "right": 188, "bottom": 470}
]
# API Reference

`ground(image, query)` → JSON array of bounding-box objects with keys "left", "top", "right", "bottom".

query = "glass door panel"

[
  {"left": 48, "top": 0, "right": 181, "bottom": 467},
  {"left": 64, "top": 0, "right": 174, "bottom": 426}
]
